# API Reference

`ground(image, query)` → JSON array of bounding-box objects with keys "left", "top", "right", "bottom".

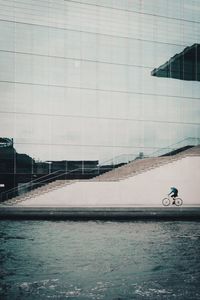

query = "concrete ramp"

[{"left": 1, "top": 146, "right": 200, "bottom": 208}]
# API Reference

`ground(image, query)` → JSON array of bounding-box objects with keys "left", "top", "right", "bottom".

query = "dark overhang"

[{"left": 151, "top": 43, "right": 200, "bottom": 81}]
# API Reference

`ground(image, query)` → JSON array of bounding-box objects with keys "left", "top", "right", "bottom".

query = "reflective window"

[{"left": 0, "top": 0, "right": 200, "bottom": 164}]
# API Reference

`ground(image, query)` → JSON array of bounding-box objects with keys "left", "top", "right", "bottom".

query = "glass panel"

[
  {"left": 0, "top": 0, "right": 200, "bottom": 167},
  {"left": 0, "top": 21, "right": 14, "bottom": 51}
]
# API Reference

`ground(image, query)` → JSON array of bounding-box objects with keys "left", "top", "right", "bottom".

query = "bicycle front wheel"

[
  {"left": 175, "top": 198, "right": 183, "bottom": 206},
  {"left": 162, "top": 198, "right": 170, "bottom": 206}
]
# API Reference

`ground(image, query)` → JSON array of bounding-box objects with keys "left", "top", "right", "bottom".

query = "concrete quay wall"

[{"left": 0, "top": 207, "right": 200, "bottom": 221}]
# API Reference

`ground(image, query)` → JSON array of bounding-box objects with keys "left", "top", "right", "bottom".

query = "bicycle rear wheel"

[
  {"left": 175, "top": 198, "right": 183, "bottom": 206},
  {"left": 162, "top": 198, "right": 170, "bottom": 206}
]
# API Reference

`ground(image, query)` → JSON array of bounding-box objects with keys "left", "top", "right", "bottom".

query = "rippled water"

[{"left": 0, "top": 220, "right": 200, "bottom": 300}]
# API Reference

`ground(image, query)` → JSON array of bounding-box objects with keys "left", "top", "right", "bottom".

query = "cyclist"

[{"left": 168, "top": 187, "right": 178, "bottom": 204}]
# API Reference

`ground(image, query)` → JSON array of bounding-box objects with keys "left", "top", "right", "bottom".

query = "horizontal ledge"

[{"left": 0, "top": 207, "right": 200, "bottom": 221}]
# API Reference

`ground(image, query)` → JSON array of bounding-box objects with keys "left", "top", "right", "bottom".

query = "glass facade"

[{"left": 0, "top": 0, "right": 200, "bottom": 165}]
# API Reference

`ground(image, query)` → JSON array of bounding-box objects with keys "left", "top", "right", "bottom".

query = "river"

[{"left": 0, "top": 220, "right": 200, "bottom": 299}]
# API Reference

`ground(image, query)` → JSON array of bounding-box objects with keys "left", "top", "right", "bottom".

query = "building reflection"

[{"left": 152, "top": 44, "right": 200, "bottom": 81}]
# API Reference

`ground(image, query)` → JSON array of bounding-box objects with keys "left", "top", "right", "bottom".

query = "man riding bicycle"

[{"left": 168, "top": 187, "right": 178, "bottom": 204}]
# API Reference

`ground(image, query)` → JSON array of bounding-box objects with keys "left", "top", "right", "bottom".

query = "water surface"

[{"left": 0, "top": 220, "right": 200, "bottom": 299}]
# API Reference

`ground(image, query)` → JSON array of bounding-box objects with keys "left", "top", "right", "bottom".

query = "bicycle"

[{"left": 162, "top": 196, "right": 183, "bottom": 207}]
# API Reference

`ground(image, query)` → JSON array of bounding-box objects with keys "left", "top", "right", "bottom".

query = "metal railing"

[
  {"left": 100, "top": 138, "right": 200, "bottom": 166},
  {"left": 0, "top": 169, "right": 63, "bottom": 202},
  {"left": 150, "top": 137, "right": 200, "bottom": 158},
  {"left": 0, "top": 165, "right": 104, "bottom": 202}
]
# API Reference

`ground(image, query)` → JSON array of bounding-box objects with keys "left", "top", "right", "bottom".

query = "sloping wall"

[{"left": 18, "top": 156, "right": 200, "bottom": 207}]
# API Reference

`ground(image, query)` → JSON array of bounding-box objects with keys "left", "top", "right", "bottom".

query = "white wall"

[{"left": 18, "top": 156, "right": 200, "bottom": 207}]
